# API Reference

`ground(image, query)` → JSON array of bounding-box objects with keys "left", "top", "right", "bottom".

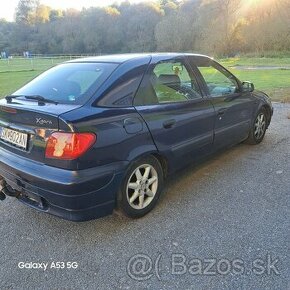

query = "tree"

[
  {"left": 49, "top": 9, "right": 63, "bottom": 22},
  {"left": 35, "top": 5, "right": 51, "bottom": 23},
  {"left": 3, "top": 0, "right": 289, "bottom": 56},
  {"left": 155, "top": 12, "right": 192, "bottom": 51},
  {"left": 118, "top": 3, "right": 163, "bottom": 52},
  {"left": 159, "top": 0, "right": 179, "bottom": 15},
  {"left": 15, "top": 0, "right": 40, "bottom": 25},
  {"left": 0, "top": 20, "right": 15, "bottom": 52}
]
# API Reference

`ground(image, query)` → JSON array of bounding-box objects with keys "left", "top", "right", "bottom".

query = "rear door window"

[
  {"left": 153, "top": 61, "right": 202, "bottom": 103},
  {"left": 134, "top": 59, "right": 202, "bottom": 106}
]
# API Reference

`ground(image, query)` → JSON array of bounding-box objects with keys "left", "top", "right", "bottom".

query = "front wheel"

[
  {"left": 245, "top": 107, "right": 268, "bottom": 145},
  {"left": 117, "top": 156, "right": 164, "bottom": 218}
]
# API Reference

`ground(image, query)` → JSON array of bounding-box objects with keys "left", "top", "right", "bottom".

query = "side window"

[
  {"left": 97, "top": 62, "right": 149, "bottom": 107},
  {"left": 198, "top": 64, "right": 239, "bottom": 97},
  {"left": 152, "top": 61, "right": 202, "bottom": 103}
]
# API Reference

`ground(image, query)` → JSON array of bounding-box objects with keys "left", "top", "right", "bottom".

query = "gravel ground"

[{"left": 0, "top": 103, "right": 289, "bottom": 290}]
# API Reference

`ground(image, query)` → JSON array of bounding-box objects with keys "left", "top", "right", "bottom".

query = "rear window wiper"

[
  {"left": 25, "top": 95, "right": 58, "bottom": 105},
  {"left": 5, "top": 95, "right": 58, "bottom": 105},
  {"left": 5, "top": 95, "right": 23, "bottom": 104},
  {"left": 5, "top": 95, "right": 24, "bottom": 103}
]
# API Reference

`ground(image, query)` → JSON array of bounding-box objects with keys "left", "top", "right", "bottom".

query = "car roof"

[{"left": 67, "top": 53, "right": 212, "bottom": 64}]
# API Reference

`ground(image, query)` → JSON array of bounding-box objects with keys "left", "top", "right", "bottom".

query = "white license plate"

[{"left": 0, "top": 127, "right": 28, "bottom": 150}]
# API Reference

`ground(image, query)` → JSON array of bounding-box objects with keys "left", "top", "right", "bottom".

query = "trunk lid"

[{"left": 0, "top": 99, "right": 80, "bottom": 163}]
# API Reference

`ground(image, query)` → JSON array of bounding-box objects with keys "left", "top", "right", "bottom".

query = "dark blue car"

[{"left": 0, "top": 53, "right": 273, "bottom": 221}]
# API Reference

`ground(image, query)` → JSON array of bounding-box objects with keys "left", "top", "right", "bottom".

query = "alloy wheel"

[
  {"left": 126, "top": 164, "right": 158, "bottom": 210},
  {"left": 254, "top": 113, "right": 266, "bottom": 140}
]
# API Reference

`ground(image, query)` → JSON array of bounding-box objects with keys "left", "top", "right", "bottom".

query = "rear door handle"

[
  {"left": 163, "top": 119, "right": 176, "bottom": 129},
  {"left": 217, "top": 108, "right": 228, "bottom": 116}
]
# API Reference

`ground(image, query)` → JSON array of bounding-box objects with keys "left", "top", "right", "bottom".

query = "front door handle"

[{"left": 163, "top": 119, "right": 176, "bottom": 129}]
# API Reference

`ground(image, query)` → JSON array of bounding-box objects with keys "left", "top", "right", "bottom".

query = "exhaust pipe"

[
  {"left": 0, "top": 178, "right": 21, "bottom": 201},
  {"left": 0, "top": 191, "right": 5, "bottom": 201},
  {"left": 0, "top": 178, "right": 6, "bottom": 201}
]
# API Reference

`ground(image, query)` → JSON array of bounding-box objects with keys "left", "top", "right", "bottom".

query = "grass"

[
  {"left": 227, "top": 68, "right": 290, "bottom": 102},
  {"left": 219, "top": 57, "right": 290, "bottom": 102},
  {"left": 0, "top": 57, "right": 68, "bottom": 72},
  {"left": 219, "top": 57, "right": 290, "bottom": 101},
  {"left": 0, "top": 56, "right": 289, "bottom": 102},
  {"left": 0, "top": 70, "right": 41, "bottom": 96},
  {"left": 219, "top": 57, "right": 290, "bottom": 67},
  {"left": 0, "top": 57, "right": 68, "bottom": 97}
]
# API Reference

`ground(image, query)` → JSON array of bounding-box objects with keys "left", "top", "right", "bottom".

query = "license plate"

[{"left": 0, "top": 127, "right": 28, "bottom": 150}]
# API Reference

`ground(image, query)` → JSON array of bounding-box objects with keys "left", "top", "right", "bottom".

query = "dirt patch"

[
  {"left": 267, "top": 88, "right": 290, "bottom": 103},
  {"left": 281, "top": 96, "right": 290, "bottom": 104}
]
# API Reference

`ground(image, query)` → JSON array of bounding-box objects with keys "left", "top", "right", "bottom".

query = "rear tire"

[
  {"left": 117, "top": 155, "right": 164, "bottom": 218},
  {"left": 245, "top": 107, "right": 268, "bottom": 145}
]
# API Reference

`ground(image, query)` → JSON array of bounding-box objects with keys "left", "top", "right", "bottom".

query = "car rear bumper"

[{"left": 0, "top": 147, "right": 128, "bottom": 221}]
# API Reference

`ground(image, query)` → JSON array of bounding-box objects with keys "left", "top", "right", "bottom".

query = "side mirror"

[{"left": 242, "top": 81, "right": 254, "bottom": 92}]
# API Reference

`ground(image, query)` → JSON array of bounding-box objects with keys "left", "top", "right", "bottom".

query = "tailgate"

[{"left": 0, "top": 99, "right": 80, "bottom": 163}]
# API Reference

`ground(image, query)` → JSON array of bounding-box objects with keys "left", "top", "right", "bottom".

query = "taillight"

[{"left": 45, "top": 132, "right": 96, "bottom": 160}]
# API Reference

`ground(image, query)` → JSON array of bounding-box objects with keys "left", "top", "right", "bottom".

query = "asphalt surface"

[{"left": 0, "top": 103, "right": 289, "bottom": 290}]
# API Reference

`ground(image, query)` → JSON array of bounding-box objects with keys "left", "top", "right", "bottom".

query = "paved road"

[{"left": 0, "top": 103, "right": 289, "bottom": 290}]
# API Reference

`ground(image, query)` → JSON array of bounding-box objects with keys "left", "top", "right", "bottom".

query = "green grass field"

[
  {"left": 0, "top": 57, "right": 68, "bottom": 97},
  {"left": 0, "top": 57, "right": 289, "bottom": 102},
  {"left": 219, "top": 57, "right": 290, "bottom": 67},
  {"left": 219, "top": 58, "right": 290, "bottom": 102}
]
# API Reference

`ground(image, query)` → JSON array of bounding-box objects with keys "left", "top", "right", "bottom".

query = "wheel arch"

[
  {"left": 125, "top": 150, "right": 169, "bottom": 179},
  {"left": 150, "top": 152, "right": 169, "bottom": 178}
]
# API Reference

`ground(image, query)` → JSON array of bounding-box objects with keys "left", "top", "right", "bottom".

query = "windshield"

[{"left": 13, "top": 62, "right": 118, "bottom": 105}]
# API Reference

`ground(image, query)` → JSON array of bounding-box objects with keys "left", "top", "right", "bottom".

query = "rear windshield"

[{"left": 13, "top": 62, "right": 118, "bottom": 104}]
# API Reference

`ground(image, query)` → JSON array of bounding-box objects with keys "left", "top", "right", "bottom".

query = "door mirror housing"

[{"left": 242, "top": 81, "right": 254, "bottom": 92}]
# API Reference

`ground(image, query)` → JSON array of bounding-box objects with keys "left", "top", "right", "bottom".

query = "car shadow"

[
  {"left": 158, "top": 143, "right": 253, "bottom": 209},
  {"left": 12, "top": 142, "right": 255, "bottom": 242}
]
